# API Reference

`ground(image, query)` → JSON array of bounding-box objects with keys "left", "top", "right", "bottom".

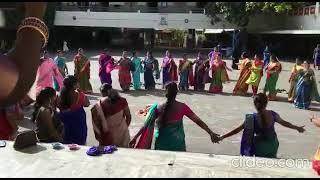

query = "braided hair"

[
  {"left": 31, "top": 87, "right": 56, "bottom": 122},
  {"left": 158, "top": 82, "right": 178, "bottom": 128},
  {"left": 253, "top": 93, "right": 269, "bottom": 136}
]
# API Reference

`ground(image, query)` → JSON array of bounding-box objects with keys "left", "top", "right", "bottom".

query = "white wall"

[
  {"left": 54, "top": 10, "right": 320, "bottom": 33},
  {"left": 54, "top": 11, "right": 237, "bottom": 30}
]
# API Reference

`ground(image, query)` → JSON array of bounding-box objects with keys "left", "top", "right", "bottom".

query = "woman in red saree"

[
  {"left": 161, "top": 50, "right": 178, "bottom": 88},
  {"left": 118, "top": 51, "right": 132, "bottom": 91},
  {"left": 91, "top": 83, "right": 131, "bottom": 147},
  {"left": 0, "top": 106, "right": 18, "bottom": 140}
]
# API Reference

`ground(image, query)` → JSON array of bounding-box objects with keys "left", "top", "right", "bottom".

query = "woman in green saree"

[
  {"left": 263, "top": 55, "right": 282, "bottom": 101},
  {"left": 130, "top": 82, "right": 220, "bottom": 151}
]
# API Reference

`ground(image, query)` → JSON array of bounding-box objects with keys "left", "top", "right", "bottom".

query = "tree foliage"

[{"left": 205, "top": 2, "right": 315, "bottom": 27}]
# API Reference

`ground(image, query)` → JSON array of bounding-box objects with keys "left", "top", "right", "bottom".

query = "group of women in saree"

[
  {"left": 97, "top": 50, "right": 160, "bottom": 91},
  {"left": 127, "top": 83, "right": 305, "bottom": 159},
  {"left": 163, "top": 49, "right": 232, "bottom": 93},
  {"left": 233, "top": 51, "right": 320, "bottom": 110}
]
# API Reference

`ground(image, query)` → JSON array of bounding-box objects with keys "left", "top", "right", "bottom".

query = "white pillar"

[{"left": 316, "top": 2, "right": 319, "bottom": 16}]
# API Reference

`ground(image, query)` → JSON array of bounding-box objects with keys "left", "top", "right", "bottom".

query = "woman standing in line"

[
  {"left": 143, "top": 51, "right": 158, "bottom": 90},
  {"left": 208, "top": 53, "right": 232, "bottom": 94},
  {"left": 263, "top": 55, "right": 282, "bottom": 101},
  {"left": 161, "top": 50, "right": 178, "bottom": 88},
  {"left": 233, "top": 52, "right": 252, "bottom": 96},
  {"left": 131, "top": 51, "right": 143, "bottom": 90},
  {"left": 246, "top": 54, "right": 264, "bottom": 96},
  {"left": 178, "top": 53, "right": 194, "bottom": 91},
  {"left": 118, "top": 51, "right": 132, "bottom": 91},
  {"left": 74, "top": 48, "right": 92, "bottom": 94},
  {"left": 193, "top": 52, "right": 210, "bottom": 91},
  {"left": 288, "top": 58, "right": 304, "bottom": 102},
  {"left": 294, "top": 61, "right": 320, "bottom": 110}
]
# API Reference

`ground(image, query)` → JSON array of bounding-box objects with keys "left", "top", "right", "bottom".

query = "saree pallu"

[
  {"left": 135, "top": 103, "right": 158, "bottom": 149},
  {"left": 74, "top": 55, "right": 92, "bottom": 92},
  {"left": 118, "top": 65, "right": 131, "bottom": 90},
  {"left": 241, "top": 113, "right": 279, "bottom": 158},
  {"left": 154, "top": 120, "right": 186, "bottom": 152},
  {"left": 91, "top": 99, "right": 130, "bottom": 147},
  {"left": 58, "top": 107, "right": 87, "bottom": 145},
  {"left": 294, "top": 77, "right": 314, "bottom": 109},
  {"left": 233, "top": 61, "right": 252, "bottom": 95}
]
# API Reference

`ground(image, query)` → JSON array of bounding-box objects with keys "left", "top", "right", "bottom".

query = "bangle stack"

[{"left": 17, "top": 17, "right": 49, "bottom": 48}]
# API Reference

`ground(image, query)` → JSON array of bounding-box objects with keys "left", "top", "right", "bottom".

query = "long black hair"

[
  {"left": 32, "top": 87, "right": 56, "bottom": 122},
  {"left": 59, "top": 75, "right": 78, "bottom": 110},
  {"left": 158, "top": 82, "right": 178, "bottom": 127},
  {"left": 253, "top": 93, "right": 269, "bottom": 136}
]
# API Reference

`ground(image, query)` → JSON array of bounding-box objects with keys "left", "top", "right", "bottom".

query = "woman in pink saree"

[
  {"left": 32, "top": 51, "right": 63, "bottom": 98},
  {"left": 91, "top": 83, "right": 131, "bottom": 147}
]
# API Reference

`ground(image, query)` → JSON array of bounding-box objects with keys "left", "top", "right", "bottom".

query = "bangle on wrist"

[{"left": 17, "top": 17, "right": 49, "bottom": 48}]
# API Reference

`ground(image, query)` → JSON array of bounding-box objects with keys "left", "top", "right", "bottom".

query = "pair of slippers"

[{"left": 86, "top": 145, "right": 118, "bottom": 156}]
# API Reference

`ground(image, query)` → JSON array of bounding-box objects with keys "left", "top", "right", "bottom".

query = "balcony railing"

[{"left": 57, "top": 5, "right": 205, "bottom": 14}]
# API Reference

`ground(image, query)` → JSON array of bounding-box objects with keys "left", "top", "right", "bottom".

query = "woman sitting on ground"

[
  {"left": 219, "top": 93, "right": 305, "bottom": 158},
  {"left": 130, "top": 82, "right": 220, "bottom": 152},
  {"left": 57, "top": 75, "right": 90, "bottom": 145},
  {"left": 32, "top": 87, "right": 63, "bottom": 143},
  {"left": 91, "top": 83, "right": 132, "bottom": 147}
]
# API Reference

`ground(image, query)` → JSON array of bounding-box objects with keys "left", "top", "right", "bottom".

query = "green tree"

[{"left": 205, "top": 2, "right": 315, "bottom": 27}]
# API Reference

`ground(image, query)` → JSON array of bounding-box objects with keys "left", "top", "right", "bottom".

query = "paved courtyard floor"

[{"left": 18, "top": 50, "right": 320, "bottom": 160}]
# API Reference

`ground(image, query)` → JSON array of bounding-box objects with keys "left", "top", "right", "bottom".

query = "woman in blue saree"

[
  {"left": 57, "top": 75, "right": 90, "bottom": 145},
  {"left": 219, "top": 93, "right": 305, "bottom": 158},
  {"left": 129, "top": 82, "right": 220, "bottom": 151},
  {"left": 143, "top": 51, "right": 158, "bottom": 90},
  {"left": 294, "top": 61, "right": 320, "bottom": 109}
]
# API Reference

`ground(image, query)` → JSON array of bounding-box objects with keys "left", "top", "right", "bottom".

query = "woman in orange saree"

[{"left": 233, "top": 52, "right": 252, "bottom": 96}]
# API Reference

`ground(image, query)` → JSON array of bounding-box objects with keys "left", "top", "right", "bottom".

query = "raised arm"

[
  {"left": 184, "top": 107, "right": 220, "bottom": 143},
  {"left": 275, "top": 114, "right": 305, "bottom": 133},
  {"left": 220, "top": 123, "right": 244, "bottom": 140},
  {"left": 2, "top": 2, "right": 47, "bottom": 106}
]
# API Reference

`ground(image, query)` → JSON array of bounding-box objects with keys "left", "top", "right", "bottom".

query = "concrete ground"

[{"left": 18, "top": 50, "right": 320, "bottom": 160}]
